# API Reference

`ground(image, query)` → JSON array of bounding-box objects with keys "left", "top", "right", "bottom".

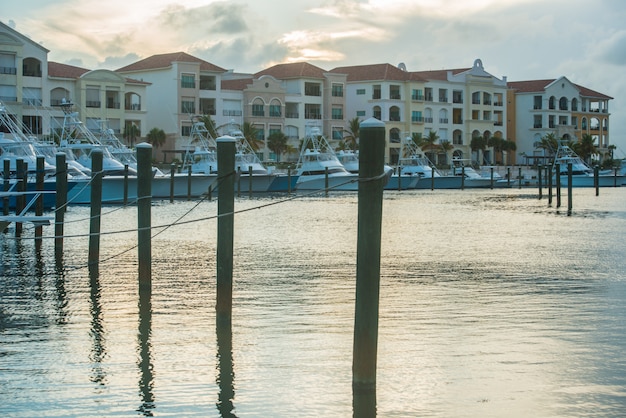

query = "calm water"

[{"left": 1, "top": 187, "right": 626, "bottom": 417}]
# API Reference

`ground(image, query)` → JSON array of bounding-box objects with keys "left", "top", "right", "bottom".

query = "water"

[{"left": 1, "top": 188, "right": 626, "bottom": 417}]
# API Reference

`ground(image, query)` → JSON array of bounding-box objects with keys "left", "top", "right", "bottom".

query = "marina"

[{"left": 1, "top": 185, "right": 626, "bottom": 417}]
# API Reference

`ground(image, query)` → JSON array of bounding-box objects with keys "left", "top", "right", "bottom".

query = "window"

[
  {"left": 181, "top": 74, "right": 195, "bottom": 89},
  {"left": 181, "top": 99, "right": 195, "bottom": 114},
  {"left": 269, "top": 100, "right": 281, "bottom": 117},
  {"left": 332, "top": 83, "right": 343, "bottom": 97},
  {"left": 304, "top": 82, "right": 321, "bottom": 96},
  {"left": 356, "top": 89, "right": 366, "bottom": 95},
  {"left": 425, "top": 88, "right": 433, "bottom": 102},
  {"left": 390, "top": 85, "right": 401, "bottom": 100},
  {"left": 332, "top": 126, "right": 343, "bottom": 140},
  {"left": 181, "top": 125, "right": 191, "bottom": 136},
  {"left": 453, "top": 90, "right": 463, "bottom": 104},
  {"left": 86, "top": 87, "right": 100, "bottom": 108},
  {"left": 199, "top": 75, "right": 216, "bottom": 90},
  {"left": 411, "top": 111, "right": 423, "bottom": 123},
  {"left": 412, "top": 89, "right": 424, "bottom": 101},
  {"left": 252, "top": 103, "right": 265, "bottom": 117},
  {"left": 472, "top": 92, "right": 480, "bottom": 105},
  {"left": 305, "top": 104, "right": 321, "bottom": 119},
  {"left": 389, "top": 106, "right": 401, "bottom": 122},
  {"left": 356, "top": 110, "right": 366, "bottom": 117},
  {"left": 332, "top": 106, "right": 343, "bottom": 120},
  {"left": 438, "top": 89, "right": 448, "bottom": 103},
  {"left": 533, "top": 96, "right": 542, "bottom": 110},
  {"left": 373, "top": 85, "right": 381, "bottom": 100}
]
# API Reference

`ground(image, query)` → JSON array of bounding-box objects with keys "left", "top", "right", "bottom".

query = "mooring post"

[
  {"left": 3, "top": 159, "right": 10, "bottom": 231},
  {"left": 187, "top": 165, "right": 192, "bottom": 201},
  {"left": 170, "top": 162, "right": 176, "bottom": 203},
  {"left": 237, "top": 167, "right": 242, "bottom": 198},
  {"left": 556, "top": 163, "right": 561, "bottom": 208},
  {"left": 430, "top": 165, "right": 435, "bottom": 190},
  {"left": 123, "top": 164, "right": 129, "bottom": 206},
  {"left": 216, "top": 135, "right": 236, "bottom": 326},
  {"left": 35, "top": 156, "right": 45, "bottom": 240},
  {"left": 518, "top": 167, "right": 522, "bottom": 189},
  {"left": 507, "top": 167, "right": 511, "bottom": 187},
  {"left": 55, "top": 153, "right": 67, "bottom": 260},
  {"left": 547, "top": 165, "right": 553, "bottom": 206},
  {"left": 537, "top": 165, "right": 543, "bottom": 199},
  {"left": 325, "top": 167, "right": 329, "bottom": 196},
  {"left": 353, "top": 117, "right": 385, "bottom": 392},
  {"left": 287, "top": 167, "right": 292, "bottom": 195},
  {"left": 594, "top": 165, "right": 599, "bottom": 196},
  {"left": 567, "top": 162, "right": 573, "bottom": 216},
  {"left": 15, "top": 159, "right": 26, "bottom": 237},
  {"left": 137, "top": 143, "right": 152, "bottom": 292},
  {"left": 88, "top": 150, "right": 103, "bottom": 271},
  {"left": 490, "top": 167, "right": 494, "bottom": 190},
  {"left": 461, "top": 166, "right": 465, "bottom": 190},
  {"left": 248, "top": 165, "right": 253, "bottom": 198}
]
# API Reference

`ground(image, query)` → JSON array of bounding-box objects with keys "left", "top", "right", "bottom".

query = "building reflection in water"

[
  {"left": 137, "top": 289, "right": 155, "bottom": 416},
  {"left": 216, "top": 318, "right": 237, "bottom": 418}
]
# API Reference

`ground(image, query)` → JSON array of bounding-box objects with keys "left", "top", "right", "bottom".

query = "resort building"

[
  {"left": 331, "top": 59, "right": 509, "bottom": 166},
  {"left": 507, "top": 77, "right": 613, "bottom": 165},
  {"left": 0, "top": 20, "right": 615, "bottom": 167},
  {"left": 0, "top": 21, "right": 149, "bottom": 148}
]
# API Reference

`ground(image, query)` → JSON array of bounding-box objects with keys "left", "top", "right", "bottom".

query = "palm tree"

[
  {"left": 146, "top": 127, "right": 166, "bottom": 150},
  {"left": 123, "top": 123, "right": 140, "bottom": 147},
  {"left": 410, "top": 132, "right": 425, "bottom": 151},
  {"left": 576, "top": 133, "right": 597, "bottom": 164},
  {"left": 439, "top": 139, "right": 453, "bottom": 167},
  {"left": 470, "top": 135, "right": 487, "bottom": 164},
  {"left": 267, "top": 131, "right": 288, "bottom": 162},
  {"left": 423, "top": 131, "right": 440, "bottom": 162},
  {"left": 502, "top": 139, "right": 517, "bottom": 165},
  {"left": 199, "top": 115, "right": 218, "bottom": 139},
  {"left": 241, "top": 122, "right": 263, "bottom": 151},
  {"left": 342, "top": 117, "right": 360, "bottom": 150},
  {"left": 488, "top": 136, "right": 505, "bottom": 164},
  {"left": 538, "top": 132, "right": 558, "bottom": 156}
]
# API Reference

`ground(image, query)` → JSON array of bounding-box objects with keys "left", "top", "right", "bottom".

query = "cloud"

[{"left": 594, "top": 30, "right": 626, "bottom": 66}]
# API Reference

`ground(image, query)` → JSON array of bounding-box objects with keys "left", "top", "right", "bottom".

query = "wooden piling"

[
  {"left": 15, "top": 159, "right": 26, "bottom": 237},
  {"left": 507, "top": 167, "right": 511, "bottom": 187},
  {"left": 594, "top": 166, "right": 599, "bottom": 196},
  {"left": 2, "top": 159, "right": 9, "bottom": 230},
  {"left": 461, "top": 166, "right": 465, "bottom": 190},
  {"left": 55, "top": 153, "right": 67, "bottom": 260},
  {"left": 187, "top": 165, "right": 192, "bottom": 200},
  {"left": 547, "top": 165, "right": 553, "bottom": 206},
  {"left": 170, "top": 162, "right": 176, "bottom": 203},
  {"left": 567, "top": 162, "right": 573, "bottom": 216},
  {"left": 556, "top": 163, "right": 561, "bottom": 208},
  {"left": 216, "top": 135, "right": 236, "bottom": 325},
  {"left": 537, "top": 165, "right": 543, "bottom": 199},
  {"left": 287, "top": 167, "right": 292, "bottom": 195},
  {"left": 325, "top": 167, "right": 329, "bottom": 196},
  {"left": 35, "top": 156, "right": 45, "bottom": 240},
  {"left": 430, "top": 164, "right": 435, "bottom": 190},
  {"left": 123, "top": 164, "right": 129, "bottom": 206},
  {"left": 88, "top": 150, "right": 103, "bottom": 271},
  {"left": 518, "top": 167, "right": 522, "bottom": 189},
  {"left": 137, "top": 143, "right": 152, "bottom": 292},
  {"left": 353, "top": 117, "right": 385, "bottom": 391}
]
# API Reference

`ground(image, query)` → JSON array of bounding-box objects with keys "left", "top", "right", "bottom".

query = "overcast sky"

[{"left": 5, "top": 0, "right": 626, "bottom": 156}]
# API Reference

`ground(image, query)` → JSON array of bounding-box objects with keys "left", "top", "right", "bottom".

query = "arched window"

[
  {"left": 389, "top": 106, "right": 400, "bottom": 121},
  {"left": 22, "top": 57, "right": 42, "bottom": 77},
  {"left": 439, "top": 108, "right": 448, "bottom": 124},
  {"left": 125, "top": 92, "right": 141, "bottom": 111},
  {"left": 559, "top": 97, "right": 568, "bottom": 111},
  {"left": 389, "top": 128, "right": 400, "bottom": 143},
  {"left": 373, "top": 106, "right": 381, "bottom": 120},
  {"left": 549, "top": 96, "right": 556, "bottom": 110},
  {"left": 50, "top": 87, "right": 70, "bottom": 106},
  {"left": 571, "top": 98, "right": 578, "bottom": 111},
  {"left": 251, "top": 98, "right": 265, "bottom": 117},
  {"left": 269, "top": 99, "right": 282, "bottom": 117}
]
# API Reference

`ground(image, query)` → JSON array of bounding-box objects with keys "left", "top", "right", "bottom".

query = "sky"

[{"left": 4, "top": 0, "right": 626, "bottom": 157}]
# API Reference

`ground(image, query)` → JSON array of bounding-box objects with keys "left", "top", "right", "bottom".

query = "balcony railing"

[
  {"left": 0, "top": 66, "right": 16, "bottom": 75},
  {"left": 86, "top": 101, "right": 101, "bottom": 108}
]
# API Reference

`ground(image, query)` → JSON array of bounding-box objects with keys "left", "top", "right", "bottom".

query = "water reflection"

[
  {"left": 89, "top": 268, "right": 107, "bottom": 388},
  {"left": 137, "top": 289, "right": 155, "bottom": 416},
  {"left": 216, "top": 318, "right": 237, "bottom": 418}
]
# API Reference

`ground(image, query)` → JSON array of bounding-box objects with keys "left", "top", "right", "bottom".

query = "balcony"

[
  {"left": 86, "top": 101, "right": 101, "bottom": 108},
  {"left": 0, "top": 66, "right": 16, "bottom": 75}
]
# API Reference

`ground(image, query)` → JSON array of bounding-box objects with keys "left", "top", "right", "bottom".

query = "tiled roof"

[
  {"left": 221, "top": 77, "right": 254, "bottom": 91},
  {"left": 116, "top": 51, "right": 226, "bottom": 73},
  {"left": 48, "top": 61, "right": 90, "bottom": 78},
  {"left": 330, "top": 63, "right": 411, "bottom": 82},
  {"left": 254, "top": 62, "right": 327, "bottom": 79},
  {"left": 508, "top": 79, "right": 613, "bottom": 99}
]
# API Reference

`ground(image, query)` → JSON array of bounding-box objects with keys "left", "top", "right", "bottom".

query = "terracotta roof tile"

[
  {"left": 254, "top": 62, "right": 327, "bottom": 79},
  {"left": 48, "top": 61, "right": 90, "bottom": 78},
  {"left": 410, "top": 68, "right": 470, "bottom": 81},
  {"left": 116, "top": 51, "right": 226, "bottom": 73},
  {"left": 508, "top": 79, "right": 613, "bottom": 99},
  {"left": 221, "top": 77, "right": 254, "bottom": 91},
  {"left": 330, "top": 63, "right": 411, "bottom": 82}
]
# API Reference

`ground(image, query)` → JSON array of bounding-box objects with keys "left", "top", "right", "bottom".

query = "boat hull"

[
  {"left": 554, "top": 174, "right": 624, "bottom": 188},
  {"left": 384, "top": 175, "right": 419, "bottom": 190},
  {"left": 295, "top": 174, "right": 359, "bottom": 191}
]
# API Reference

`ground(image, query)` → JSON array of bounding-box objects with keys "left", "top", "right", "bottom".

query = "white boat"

[
  {"left": 294, "top": 127, "right": 358, "bottom": 191},
  {"left": 337, "top": 149, "right": 417, "bottom": 190},
  {"left": 398, "top": 136, "right": 463, "bottom": 189},
  {"left": 223, "top": 122, "right": 295, "bottom": 192},
  {"left": 552, "top": 142, "right": 624, "bottom": 187},
  {"left": 451, "top": 158, "right": 497, "bottom": 188}
]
